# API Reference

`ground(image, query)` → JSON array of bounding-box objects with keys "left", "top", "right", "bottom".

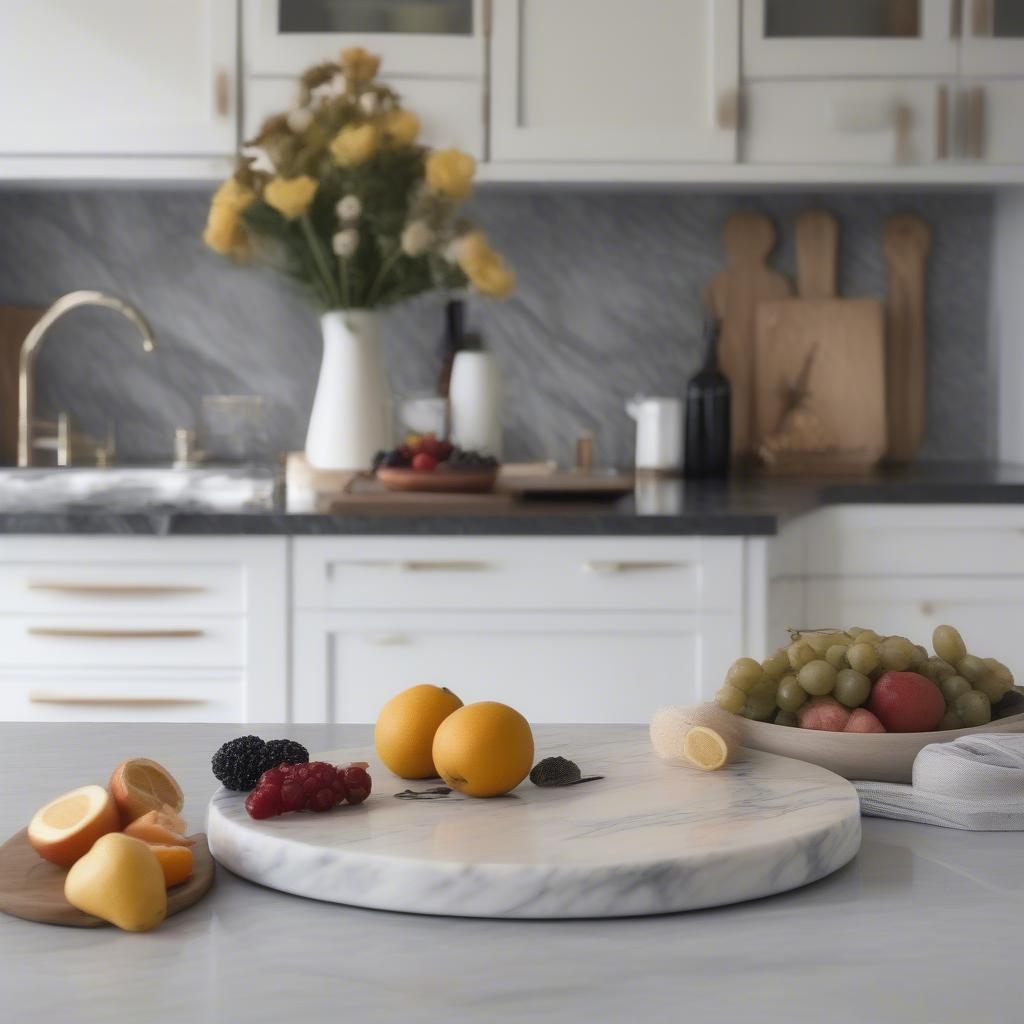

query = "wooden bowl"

[
  {"left": 733, "top": 691, "right": 1024, "bottom": 783},
  {"left": 376, "top": 466, "right": 498, "bottom": 494}
]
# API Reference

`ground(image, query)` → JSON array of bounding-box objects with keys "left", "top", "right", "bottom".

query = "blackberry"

[
  {"left": 265, "top": 739, "right": 309, "bottom": 769},
  {"left": 212, "top": 735, "right": 269, "bottom": 791}
]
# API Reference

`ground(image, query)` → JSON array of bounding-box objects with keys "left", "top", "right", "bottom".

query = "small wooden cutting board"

[{"left": 0, "top": 830, "right": 214, "bottom": 927}]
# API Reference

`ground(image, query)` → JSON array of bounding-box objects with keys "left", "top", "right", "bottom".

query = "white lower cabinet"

[
  {"left": 291, "top": 537, "right": 747, "bottom": 724},
  {"left": 0, "top": 537, "right": 287, "bottom": 723}
]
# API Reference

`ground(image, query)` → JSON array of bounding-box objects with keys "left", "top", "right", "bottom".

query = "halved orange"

[
  {"left": 123, "top": 809, "right": 194, "bottom": 847},
  {"left": 149, "top": 843, "right": 194, "bottom": 888},
  {"left": 28, "top": 784, "right": 121, "bottom": 868},
  {"left": 109, "top": 758, "right": 184, "bottom": 825}
]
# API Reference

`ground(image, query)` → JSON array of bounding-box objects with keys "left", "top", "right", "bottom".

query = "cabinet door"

[
  {"left": 960, "top": 0, "right": 1024, "bottom": 76},
  {"left": 490, "top": 0, "right": 739, "bottom": 162},
  {"left": 804, "top": 576, "right": 1023, "bottom": 669},
  {"left": 964, "top": 80, "right": 1024, "bottom": 164},
  {"left": 0, "top": 0, "right": 236, "bottom": 156},
  {"left": 744, "top": 79, "right": 942, "bottom": 164},
  {"left": 293, "top": 611, "right": 740, "bottom": 724},
  {"left": 742, "top": 0, "right": 958, "bottom": 78}
]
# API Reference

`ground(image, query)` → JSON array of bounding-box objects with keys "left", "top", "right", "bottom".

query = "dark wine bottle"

[
  {"left": 684, "top": 320, "right": 731, "bottom": 478},
  {"left": 437, "top": 298, "right": 465, "bottom": 399}
]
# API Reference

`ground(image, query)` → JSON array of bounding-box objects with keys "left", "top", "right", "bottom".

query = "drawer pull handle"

[
  {"left": 28, "top": 582, "right": 206, "bottom": 596},
  {"left": 364, "top": 633, "right": 413, "bottom": 647},
  {"left": 28, "top": 627, "right": 204, "bottom": 639},
  {"left": 29, "top": 694, "right": 208, "bottom": 706},
  {"left": 583, "top": 560, "right": 686, "bottom": 574},
  {"left": 400, "top": 560, "right": 490, "bottom": 572}
]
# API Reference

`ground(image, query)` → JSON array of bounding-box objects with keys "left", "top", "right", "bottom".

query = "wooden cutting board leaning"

[
  {"left": 754, "top": 210, "right": 887, "bottom": 474},
  {"left": 882, "top": 213, "right": 931, "bottom": 462},
  {"left": 704, "top": 212, "right": 792, "bottom": 460},
  {"left": 0, "top": 305, "right": 44, "bottom": 465}
]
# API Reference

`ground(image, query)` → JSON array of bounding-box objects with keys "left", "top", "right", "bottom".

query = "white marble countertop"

[{"left": 2, "top": 723, "right": 1021, "bottom": 1024}]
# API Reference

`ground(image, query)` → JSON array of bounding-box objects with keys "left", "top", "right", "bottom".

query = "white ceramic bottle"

[{"left": 449, "top": 349, "right": 502, "bottom": 457}]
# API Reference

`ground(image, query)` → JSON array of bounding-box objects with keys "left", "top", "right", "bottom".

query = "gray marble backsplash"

[{"left": 0, "top": 189, "right": 992, "bottom": 466}]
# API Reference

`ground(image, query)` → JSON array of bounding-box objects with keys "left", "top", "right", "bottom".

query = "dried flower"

[
  {"left": 329, "top": 124, "right": 378, "bottom": 167},
  {"left": 240, "top": 145, "right": 276, "bottom": 175},
  {"left": 332, "top": 229, "right": 359, "bottom": 258},
  {"left": 336, "top": 195, "right": 362, "bottom": 222},
  {"left": 203, "top": 178, "right": 255, "bottom": 256},
  {"left": 457, "top": 231, "right": 515, "bottom": 300},
  {"left": 358, "top": 92, "right": 379, "bottom": 116},
  {"left": 425, "top": 148, "right": 476, "bottom": 200},
  {"left": 400, "top": 220, "right": 435, "bottom": 257},
  {"left": 381, "top": 109, "right": 420, "bottom": 147},
  {"left": 286, "top": 107, "right": 314, "bottom": 134},
  {"left": 309, "top": 74, "right": 346, "bottom": 109},
  {"left": 340, "top": 46, "right": 380, "bottom": 84},
  {"left": 264, "top": 175, "right": 318, "bottom": 220}
]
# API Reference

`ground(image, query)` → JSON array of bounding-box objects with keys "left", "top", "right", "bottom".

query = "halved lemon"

[
  {"left": 109, "top": 758, "right": 184, "bottom": 824},
  {"left": 27, "top": 784, "right": 121, "bottom": 868},
  {"left": 682, "top": 726, "right": 733, "bottom": 772}
]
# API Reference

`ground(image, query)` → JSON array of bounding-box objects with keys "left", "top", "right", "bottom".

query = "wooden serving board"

[
  {"left": 0, "top": 831, "right": 214, "bottom": 928},
  {"left": 208, "top": 735, "right": 861, "bottom": 919}
]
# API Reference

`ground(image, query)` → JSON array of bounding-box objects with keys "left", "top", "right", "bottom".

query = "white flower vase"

[{"left": 305, "top": 310, "right": 392, "bottom": 470}]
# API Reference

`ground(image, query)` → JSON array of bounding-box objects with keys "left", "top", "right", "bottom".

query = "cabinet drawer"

[
  {"left": 0, "top": 670, "right": 243, "bottom": 723},
  {"left": 799, "top": 507, "right": 1024, "bottom": 578},
  {"left": 0, "top": 616, "right": 246, "bottom": 669},
  {"left": 294, "top": 538, "right": 741, "bottom": 613}
]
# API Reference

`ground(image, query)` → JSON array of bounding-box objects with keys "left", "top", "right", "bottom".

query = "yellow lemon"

[
  {"left": 431, "top": 701, "right": 534, "bottom": 798},
  {"left": 374, "top": 684, "right": 464, "bottom": 779}
]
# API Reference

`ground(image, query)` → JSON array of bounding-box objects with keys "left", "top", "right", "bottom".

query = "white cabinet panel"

[
  {"left": 490, "top": 0, "right": 739, "bottom": 162},
  {"left": 969, "top": 80, "right": 1024, "bottom": 164},
  {"left": 244, "top": 76, "right": 484, "bottom": 158},
  {"left": 0, "top": 0, "right": 236, "bottom": 156},
  {"left": 293, "top": 610, "right": 738, "bottom": 724},
  {"left": 744, "top": 79, "right": 942, "bottom": 164},
  {"left": 804, "top": 576, "right": 1024, "bottom": 669},
  {"left": 742, "top": 0, "right": 959, "bottom": 78}
]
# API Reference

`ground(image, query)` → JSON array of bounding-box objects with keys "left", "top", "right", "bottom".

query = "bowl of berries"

[{"left": 372, "top": 435, "right": 500, "bottom": 494}]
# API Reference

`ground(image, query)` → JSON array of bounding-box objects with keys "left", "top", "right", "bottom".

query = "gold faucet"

[{"left": 17, "top": 290, "right": 157, "bottom": 468}]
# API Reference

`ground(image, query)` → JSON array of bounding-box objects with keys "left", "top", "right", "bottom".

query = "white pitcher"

[
  {"left": 449, "top": 350, "right": 502, "bottom": 456},
  {"left": 626, "top": 396, "right": 683, "bottom": 473}
]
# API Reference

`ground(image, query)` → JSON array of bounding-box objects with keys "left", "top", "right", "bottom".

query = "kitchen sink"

[{"left": 0, "top": 466, "right": 279, "bottom": 512}]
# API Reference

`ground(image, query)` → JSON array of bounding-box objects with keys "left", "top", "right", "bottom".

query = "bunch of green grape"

[{"left": 714, "top": 624, "right": 1015, "bottom": 730}]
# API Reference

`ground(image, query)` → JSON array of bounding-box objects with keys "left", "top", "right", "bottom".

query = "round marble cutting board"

[{"left": 207, "top": 734, "right": 861, "bottom": 919}]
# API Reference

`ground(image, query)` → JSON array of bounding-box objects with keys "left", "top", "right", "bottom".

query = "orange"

[
  {"left": 27, "top": 784, "right": 121, "bottom": 868},
  {"left": 123, "top": 808, "right": 194, "bottom": 847},
  {"left": 431, "top": 701, "right": 534, "bottom": 798},
  {"left": 109, "top": 757, "right": 184, "bottom": 825},
  {"left": 374, "top": 684, "right": 464, "bottom": 779},
  {"left": 149, "top": 844, "right": 194, "bottom": 888}
]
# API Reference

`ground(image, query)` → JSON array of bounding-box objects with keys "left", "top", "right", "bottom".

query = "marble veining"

[
  {"left": 0, "top": 190, "right": 993, "bottom": 467},
  {"left": 206, "top": 735, "right": 861, "bottom": 918}
]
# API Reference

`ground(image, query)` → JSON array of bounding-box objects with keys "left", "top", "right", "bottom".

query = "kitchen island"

[{"left": 2, "top": 722, "right": 1020, "bottom": 1024}]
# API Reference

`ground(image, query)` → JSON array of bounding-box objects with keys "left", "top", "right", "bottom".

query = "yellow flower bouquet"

[{"left": 203, "top": 47, "right": 514, "bottom": 309}]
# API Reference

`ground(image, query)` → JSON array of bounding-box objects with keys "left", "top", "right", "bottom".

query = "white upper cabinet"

[
  {"left": 0, "top": 0, "right": 236, "bottom": 157},
  {"left": 489, "top": 0, "right": 740, "bottom": 163},
  {"left": 742, "top": 0, "right": 959, "bottom": 78},
  {"left": 242, "top": 0, "right": 486, "bottom": 157},
  {"left": 959, "top": 0, "right": 1024, "bottom": 76}
]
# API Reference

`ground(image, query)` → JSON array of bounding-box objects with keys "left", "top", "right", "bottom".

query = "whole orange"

[
  {"left": 374, "top": 684, "right": 463, "bottom": 779},
  {"left": 431, "top": 701, "right": 534, "bottom": 797}
]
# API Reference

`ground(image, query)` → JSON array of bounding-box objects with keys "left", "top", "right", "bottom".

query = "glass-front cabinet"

[
  {"left": 242, "top": 0, "right": 486, "bottom": 156},
  {"left": 960, "top": 0, "right": 1024, "bottom": 75},
  {"left": 742, "top": 0, "right": 959, "bottom": 77}
]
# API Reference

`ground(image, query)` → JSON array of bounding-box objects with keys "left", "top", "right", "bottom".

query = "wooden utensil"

[
  {"left": 882, "top": 212, "right": 931, "bottom": 462},
  {"left": 755, "top": 209, "right": 887, "bottom": 473},
  {"left": 0, "top": 830, "right": 214, "bottom": 927},
  {"left": 704, "top": 212, "right": 792, "bottom": 458},
  {"left": 0, "top": 306, "right": 44, "bottom": 465}
]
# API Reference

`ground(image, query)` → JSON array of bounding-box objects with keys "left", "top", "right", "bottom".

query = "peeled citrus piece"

[
  {"left": 650, "top": 704, "right": 739, "bottom": 765},
  {"left": 682, "top": 726, "right": 734, "bottom": 772},
  {"left": 123, "top": 809, "right": 194, "bottom": 847},
  {"left": 109, "top": 758, "right": 184, "bottom": 824},
  {"left": 28, "top": 784, "right": 121, "bottom": 868},
  {"left": 149, "top": 844, "right": 194, "bottom": 888}
]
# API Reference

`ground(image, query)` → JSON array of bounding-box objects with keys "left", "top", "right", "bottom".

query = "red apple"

[
  {"left": 867, "top": 671, "right": 945, "bottom": 732},
  {"left": 844, "top": 708, "right": 887, "bottom": 733},
  {"left": 797, "top": 697, "right": 850, "bottom": 732}
]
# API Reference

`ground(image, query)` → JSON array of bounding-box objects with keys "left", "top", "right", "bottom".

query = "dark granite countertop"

[{"left": 1, "top": 462, "right": 1023, "bottom": 536}]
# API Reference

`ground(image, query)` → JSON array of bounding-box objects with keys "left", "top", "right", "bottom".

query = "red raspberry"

[
  {"left": 244, "top": 761, "right": 367, "bottom": 819},
  {"left": 412, "top": 452, "right": 437, "bottom": 472},
  {"left": 343, "top": 765, "right": 372, "bottom": 805}
]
